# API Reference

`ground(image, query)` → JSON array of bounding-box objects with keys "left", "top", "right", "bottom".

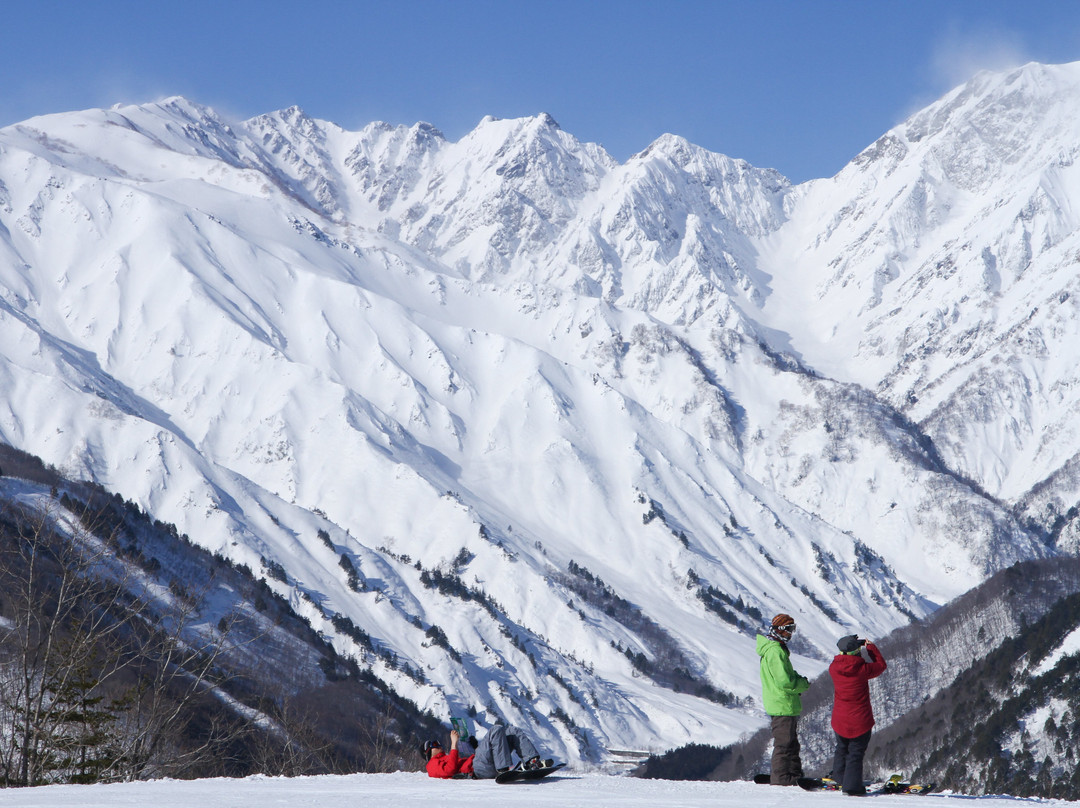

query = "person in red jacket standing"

[{"left": 829, "top": 634, "right": 887, "bottom": 795}]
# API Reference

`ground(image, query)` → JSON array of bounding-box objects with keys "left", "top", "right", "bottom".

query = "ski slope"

[{"left": 0, "top": 772, "right": 1065, "bottom": 808}]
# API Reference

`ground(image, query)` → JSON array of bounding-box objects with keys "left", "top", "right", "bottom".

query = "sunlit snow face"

[{"left": 2, "top": 67, "right": 1064, "bottom": 771}]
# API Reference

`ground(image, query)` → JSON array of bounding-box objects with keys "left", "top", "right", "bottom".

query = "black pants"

[
  {"left": 769, "top": 715, "right": 803, "bottom": 785},
  {"left": 831, "top": 729, "right": 872, "bottom": 794}
]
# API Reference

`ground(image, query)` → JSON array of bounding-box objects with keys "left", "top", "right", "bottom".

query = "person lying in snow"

[{"left": 423, "top": 724, "right": 553, "bottom": 779}]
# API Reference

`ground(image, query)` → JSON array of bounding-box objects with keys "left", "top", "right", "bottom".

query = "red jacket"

[
  {"left": 426, "top": 748, "right": 474, "bottom": 778},
  {"left": 829, "top": 641, "right": 887, "bottom": 738}
]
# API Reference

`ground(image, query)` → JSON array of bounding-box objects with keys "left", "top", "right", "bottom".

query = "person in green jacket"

[{"left": 757, "top": 613, "right": 810, "bottom": 785}]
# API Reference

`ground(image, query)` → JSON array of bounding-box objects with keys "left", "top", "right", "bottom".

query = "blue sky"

[{"left": 5, "top": 1, "right": 1080, "bottom": 182}]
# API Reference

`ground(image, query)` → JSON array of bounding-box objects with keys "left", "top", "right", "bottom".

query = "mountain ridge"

[
  {"left": 758, "top": 60, "right": 1080, "bottom": 524},
  {"left": 0, "top": 62, "right": 1074, "bottom": 763}
]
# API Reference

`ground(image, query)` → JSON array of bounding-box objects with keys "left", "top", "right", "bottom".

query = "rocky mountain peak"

[{"left": 0, "top": 63, "right": 1076, "bottom": 765}]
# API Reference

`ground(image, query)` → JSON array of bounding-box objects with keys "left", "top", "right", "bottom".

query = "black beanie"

[{"left": 837, "top": 635, "right": 861, "bottom": 654}]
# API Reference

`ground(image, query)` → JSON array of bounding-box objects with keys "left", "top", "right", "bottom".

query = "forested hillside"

[
  {"left": 877, "top": 590, "right": 1080, "bottom": 799},
  {"left": 0, "top": 444, "right": 439, "bottom": 785}
]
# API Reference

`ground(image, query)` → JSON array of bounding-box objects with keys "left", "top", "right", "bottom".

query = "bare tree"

[
  {"left": 0, "top": 497, "right": 140, "bottom": 785},
  {"left": 111, "top": 596, "right": 252, "bottom": 780},
  {"left": 242, "top": 685, "right": 342, "bottom": 777},
  {"left": 0, "top": 494, "right": 258, "bottom": 784},
  {"left": 357, "top": 700, "right": 413, "bottom": 773}
]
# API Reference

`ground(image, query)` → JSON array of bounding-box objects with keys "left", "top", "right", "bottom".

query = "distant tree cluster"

[
  {"left": 338, "top": 553, "right": 363, "bottom": 591},
  {"left": 686, "top": 569, "right": 764, "bottom": 632},
  {"left": 636, "top": 742, "right": 730, "bottom": 781},
  {"left": 637, "top": 493, "right": 690, "bottom": 547},
  {"left": 418, "top": 566, "right": 504, "bottom": 618},
  {"left": 561, "top": 561, "right": 738, "bottom": 706}
]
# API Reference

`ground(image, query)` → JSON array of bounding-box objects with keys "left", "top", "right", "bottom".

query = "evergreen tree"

[{"left": 42, "top": 658, "right": 129, "bottom": 784}]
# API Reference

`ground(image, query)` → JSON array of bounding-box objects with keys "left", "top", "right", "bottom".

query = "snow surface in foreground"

[{"left": 0, "top": 772, "right": 1070, "bottom": 807}]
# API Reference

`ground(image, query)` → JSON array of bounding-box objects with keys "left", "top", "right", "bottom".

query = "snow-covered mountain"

[
  {"left": 758, "top": 62, "right": 1080, "bottom": 545},
  {"left": 0, "top": 61, "right": 1073, "bottom": 763}
]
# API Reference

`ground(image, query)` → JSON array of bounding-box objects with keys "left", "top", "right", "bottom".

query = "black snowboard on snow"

[
  {"left": 753, "top": 773, "right": 828, "bottom": 786},
  {"left": 797, "top": 777, "right": 841, "bottom": 791},
  {"left": 753, "top": 774, "right": 837, "bottom": 788},
  {"left": 796, "top": 774, "right": 936, "bottom": 794},
  {"left": 495, "top": 762, "right": 565, "bottom": 784}
]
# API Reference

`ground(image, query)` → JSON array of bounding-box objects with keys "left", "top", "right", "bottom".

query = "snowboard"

[
  {"left": 874, "top": 774, "right": 936, "bottom": 795},
  {"left": 880, "top": 779, "right": 936, "bottom": 795},
  {"left": 495, "top": 762, "right": 565, "bottom": 784},
  {"left": 753, "top": 774, "right": 840, "bottom": 788},
  {"left": 797, "top": 776, "right": 841, "bottom": 791},
  {"left": 796, "top": 773, "right": 935, "bottom": 794},
  {"left": 754, "top": 774, "right": 839, "bottom": 788}
]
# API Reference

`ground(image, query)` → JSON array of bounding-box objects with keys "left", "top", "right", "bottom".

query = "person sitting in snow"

[{"left": 424, "top": 724, "right": 553, "bottom": 779}]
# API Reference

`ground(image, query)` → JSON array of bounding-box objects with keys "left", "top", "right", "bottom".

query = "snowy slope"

[
  {"left": 759, "top": 62, "right": 1080, "bottom": 545},
  {"left": 0, "top": 65, "right": 1070, "bottom": 763},
  {"left": 0, "top": 771, "right": 1060, "bottom": 808}
]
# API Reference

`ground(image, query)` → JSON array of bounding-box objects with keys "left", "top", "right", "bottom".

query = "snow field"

[{"left": 0, "top": 772, "right": 1067, "bottom": 808}]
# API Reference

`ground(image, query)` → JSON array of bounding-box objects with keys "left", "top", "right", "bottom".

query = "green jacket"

[{"left": 756, "top": 634, "right": 810, "bottom": 716}]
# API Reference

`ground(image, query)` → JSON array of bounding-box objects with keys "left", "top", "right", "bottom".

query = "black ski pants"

[
  {"left": 831, "top": 728, "right": 872, "bottom": 794},
  {"left": 769, "top": 715, "right": 803, "bottom": 785}
]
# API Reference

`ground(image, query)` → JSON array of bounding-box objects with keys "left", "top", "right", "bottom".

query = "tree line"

[{"left": 0, "top": 444, "right": 442, "bottom": 786}]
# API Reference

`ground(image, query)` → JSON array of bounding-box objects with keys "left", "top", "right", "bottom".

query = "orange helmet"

[
  {"left": 770, "top": 613, "right": 796, "bottom": 639},
  {"left": 771, "top": 613, "right": 795, "bottom": 629}
]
